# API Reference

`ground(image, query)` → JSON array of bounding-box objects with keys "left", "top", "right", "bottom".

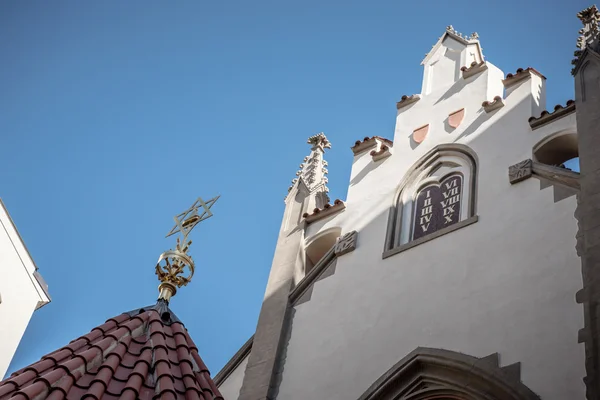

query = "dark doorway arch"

[{"left": 357, "top": 348, "right": 540, "bottom": 400}]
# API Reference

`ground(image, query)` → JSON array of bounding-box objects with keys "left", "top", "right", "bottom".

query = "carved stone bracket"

[
  {"left": 508, "top": 159, "right": 533, "bottom": 184},
  {"left": 334, "top": 231, "right": 358, "bottom": 256},
  {"left": 509, "top": 159, "right": 581, "bottom": 190}
]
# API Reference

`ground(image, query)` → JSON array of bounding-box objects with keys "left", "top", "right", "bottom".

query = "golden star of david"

[{"left": 166, "top": 195, "right": 220, "bottom": 243}]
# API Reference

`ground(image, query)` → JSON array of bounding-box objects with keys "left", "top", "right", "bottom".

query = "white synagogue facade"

[{"left": 215, "top": 8, "right": 600, "bottom": 400}]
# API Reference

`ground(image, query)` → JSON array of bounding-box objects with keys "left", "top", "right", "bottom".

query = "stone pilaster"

[
  {"left": 238, "top": 134, "right": 332, "bottom": 400},
  {"left": 573, "top": 6, "right": 600, "bottom": 399}
]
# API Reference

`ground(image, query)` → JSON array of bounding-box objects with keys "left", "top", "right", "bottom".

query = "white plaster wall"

[
  {"left": 0, "top": 202, "right": 50, "bottom": 379},
  {"left": 282, "top": 40, "right": 584, "bottom": 399},
  {"left": 218, "top": 355, "right": 249, "bottom": 400}
]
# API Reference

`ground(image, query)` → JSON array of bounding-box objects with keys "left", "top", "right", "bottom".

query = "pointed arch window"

[
  {"left": 356, "top": 347, "right": 540, "bottom": 400},
  {"left": 384, "top": 144, "right": 478, "bottom": 258}
]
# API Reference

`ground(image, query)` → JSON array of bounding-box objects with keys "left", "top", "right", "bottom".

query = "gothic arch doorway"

[{"left": 357, "top": 348, "right": 540, "bottom": 400}]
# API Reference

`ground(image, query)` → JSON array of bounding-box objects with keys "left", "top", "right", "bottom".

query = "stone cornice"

[
  {"left": 303, "top": 199, "right": 345, "bottom": 223},
  {"left": 396, "top": 94, "right": 421, "bottom": 110},
  {"left": 502, "top": 67, "right": 546, "bottom": 87},
  {"left": 528, "top": 100, "right": 576, "bottom": 129},
  {"left": 351, "top": 136, "right": 394, "bottom": 155},
  {"left": 461, "top": 61, "right": 487, "bottom": 79},
  {"left": 508, "top": 159, "right": 580, "bottom": 190},
  {"left": 482, "top": 96, "right": 505, "bottom": 113},
  {"left": 370, "top": 144, "right": 392, "bottom": 161}
]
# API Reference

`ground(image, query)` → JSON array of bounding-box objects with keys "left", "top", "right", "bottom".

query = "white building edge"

[
  {"left": 0, "top": 199, "right": 51, "bottom": 379},
  {"left": 215, "top": 8, "right": 600, "bottom": 400}
]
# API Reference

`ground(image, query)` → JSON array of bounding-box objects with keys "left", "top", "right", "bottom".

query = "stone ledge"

[
  {"left": 461, "top": 61, "right": 487, "bottom": 79},
  {"left": 382, "top": 216, "right": 478, "bottom": 259},
  {"left": 528, "top": 100, "right": 576, "bottom": 129},
  {"left": 370, "top": 144, "right": 392, "bottom": 161},
  {"left": 502, "top": 67, "right": 546, "bottom": 87},
  {"left": 303, "top": 200, "right": 345, "bottom": 223},
  {"left": 482, "top": 96, "right": 505, "bottom": 113},
  {"left": 351, "top": 136, "right": 394, "bottom": 155},
  {"left": 396, "top": 94, "right": 421, "bottom": 110}
]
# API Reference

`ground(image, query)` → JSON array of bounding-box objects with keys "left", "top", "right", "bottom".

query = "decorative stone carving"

[
  {"left": 445, "top": 26, "right": 479, "bottom": 42},
  {"left": 508, "top": 159, "right": 533, "bottom": 184},
  {"left": 412, "top": 124, "right": 429, "bottom": 144},
  {"left": 482, "top": 96, "right": 505, "bottom": 113},
  {"left": 573, "top": 5, "right": 600, "bottom": 75},
  {"left": 334, "top": 230, "right": 358, "bottom": 256},
  {"left": 508, "top": 159, "right": 580, "bottom": 191},
  {"left": 286, "top": 132, "right": 331, "bottom": 204}
]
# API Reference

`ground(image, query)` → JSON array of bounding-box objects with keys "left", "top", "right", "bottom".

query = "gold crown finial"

[{"left": 155, "top": 195, "right": 220, "bottom": 302}]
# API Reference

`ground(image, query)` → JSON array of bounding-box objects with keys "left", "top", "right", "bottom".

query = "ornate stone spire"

[
  {"left": 286, "top": 132, "right": 331, "bottom": 209},
  {"left": 155, "top": 195, "right": 219, "bottom": 302},
  {"left": 572, "top": 5, "right": 600, "bottom": 74}
]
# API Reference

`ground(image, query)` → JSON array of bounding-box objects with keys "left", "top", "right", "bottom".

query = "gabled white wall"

[
  {"left": 0, "top": 200, "right": 50, "bottom": 379},
  {"left": 280, "top": 36, "right": 583, "bottom": 400}
]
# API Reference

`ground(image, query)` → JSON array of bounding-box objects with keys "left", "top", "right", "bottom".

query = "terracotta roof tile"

[{"left": 0, "top": 300, "right": 223, "bottom": 400}]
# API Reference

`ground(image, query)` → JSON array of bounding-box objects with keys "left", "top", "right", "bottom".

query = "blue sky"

[{"left": 1, "top": 0, "right": 586, "bottom": 378}]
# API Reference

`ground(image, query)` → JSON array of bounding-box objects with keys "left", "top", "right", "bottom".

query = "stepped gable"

[{"left": 0, "top": 300, "right": 223, "bottom": 400}]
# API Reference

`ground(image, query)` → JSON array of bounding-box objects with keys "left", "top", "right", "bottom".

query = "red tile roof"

[{"left": 0, "top": 300, "right": 223, "bottom": 400}]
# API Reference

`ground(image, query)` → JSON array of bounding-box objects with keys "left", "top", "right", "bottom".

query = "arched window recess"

[{"left": 383, "top": 144, "right": 478, "bottom": 258}]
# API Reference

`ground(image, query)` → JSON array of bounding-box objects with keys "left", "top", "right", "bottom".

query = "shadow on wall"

[
  {"left": 433, "top": 75, "right": 468, "bottom": 106},
  {"left": 350, "top": 159, "right": 380, "bottom": 188}
]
